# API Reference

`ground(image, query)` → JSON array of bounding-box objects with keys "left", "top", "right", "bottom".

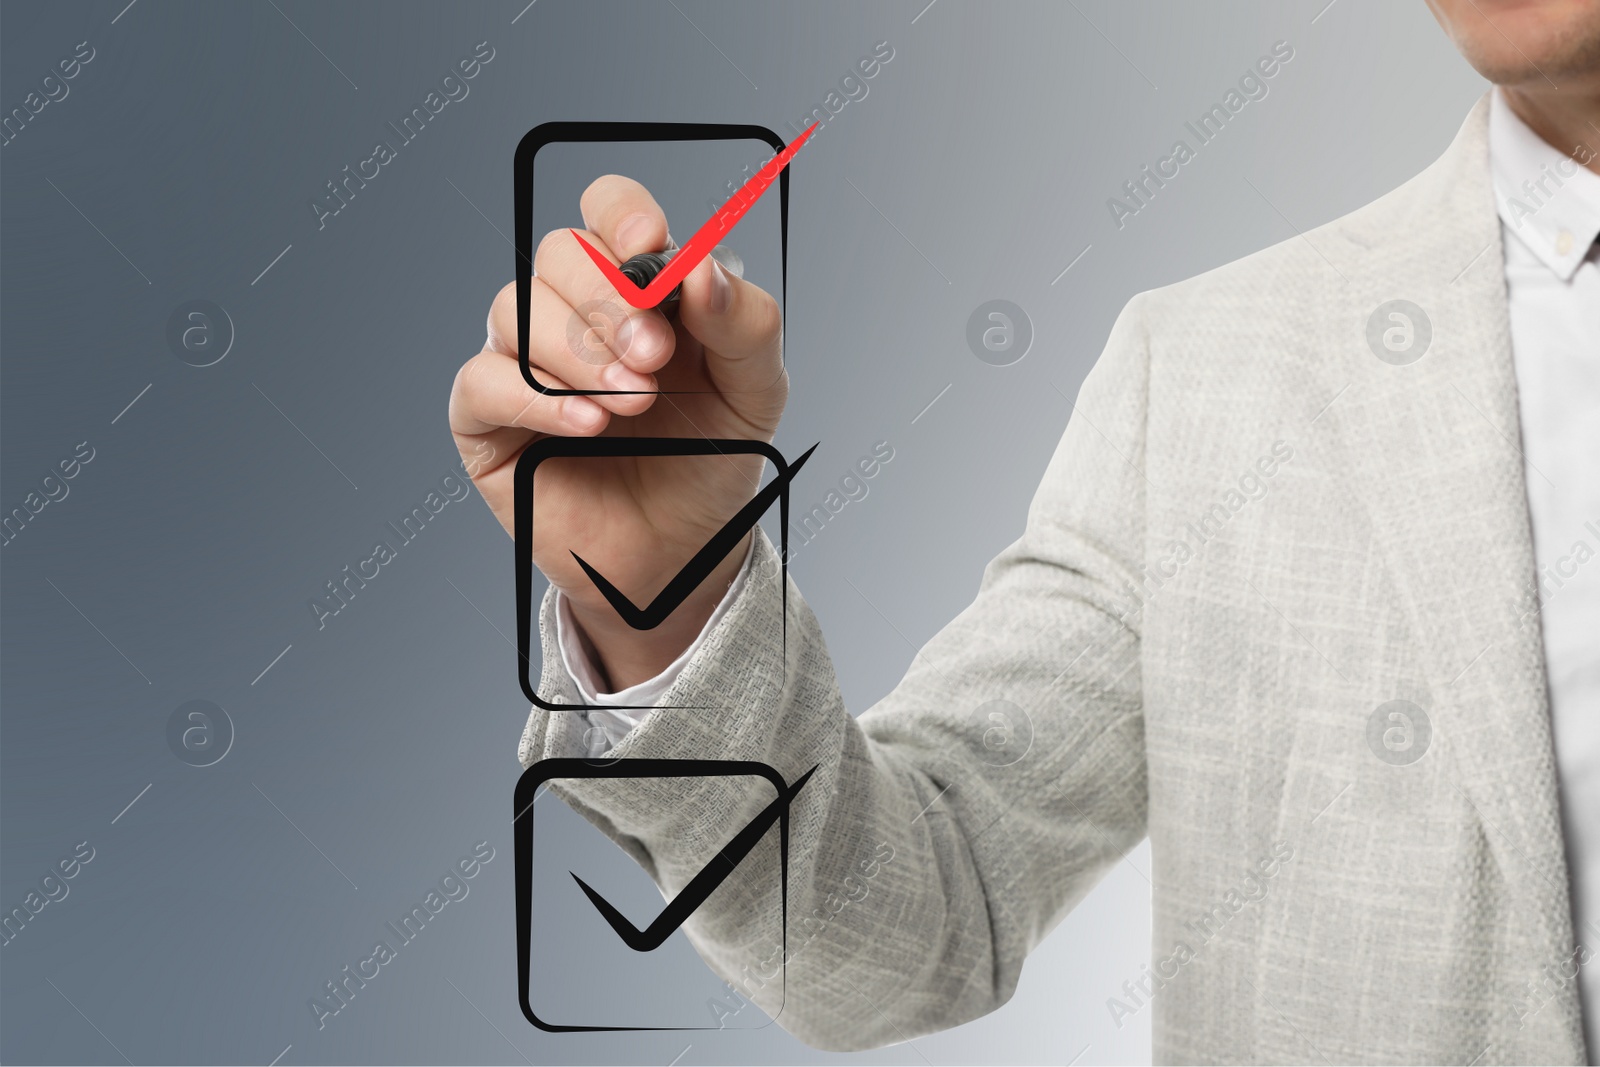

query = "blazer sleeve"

[{"left": 518, "top": 294, "right": 1154, "bottom": 1052}]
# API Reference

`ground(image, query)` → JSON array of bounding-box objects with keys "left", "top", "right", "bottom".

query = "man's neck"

[{"left": 1501, "top": 82, "right": 1600, "bottom": 175}]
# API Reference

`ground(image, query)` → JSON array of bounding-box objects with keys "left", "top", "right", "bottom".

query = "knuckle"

[
  {"left": 533, "top": 228, "right": 569, "bottom": 272},
  {"left": 488, "top": 282, "right": 517, "bottom": 338},
  {"left": 531, "top": 327, "right": 580, "bottom": 374},
  {"left": 491, "top": 282, "right": 515, "bottom": 322},
  {"left": 653, "top": 314, "right": 679, "bottom": 358},
  {"left": 447, "top": 357, "right": 484, "bottom": 429},
  {"left": 452, "top": 353, "right": 486, "bottom": 402},
  {"left": 750, "top": 288, "right": 784, "bottom": 342}
]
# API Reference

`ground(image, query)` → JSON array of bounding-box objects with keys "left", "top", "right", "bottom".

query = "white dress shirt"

[
  {"left": 1489, "top": 88, "right": 1600, "bottom": 1050},
  {"left": 555, "top": 87, "right": 1600, "bottom": 1045},
  {"left": 554, "top": 535, "right": 754, "bottom": 756}
]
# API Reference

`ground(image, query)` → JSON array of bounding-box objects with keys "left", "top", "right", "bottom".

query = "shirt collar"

[{"left": 1488, "top": 87, "right": 1600, "bottom": 282}]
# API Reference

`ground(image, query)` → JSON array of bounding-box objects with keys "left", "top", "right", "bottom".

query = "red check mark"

[{"left": 570, "top": 122, "right": 819, "bottom": 309}]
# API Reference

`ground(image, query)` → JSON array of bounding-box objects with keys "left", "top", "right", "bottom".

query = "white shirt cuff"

[{"left": 553, "top": 534, "right": 757, "bottom": 754}]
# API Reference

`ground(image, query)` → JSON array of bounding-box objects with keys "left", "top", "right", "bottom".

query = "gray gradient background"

[{"left": 1, "top": 0, "right": 1487, "bottom": 1063}]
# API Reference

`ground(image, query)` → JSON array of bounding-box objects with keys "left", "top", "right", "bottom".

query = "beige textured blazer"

[{"left": 520, "top": 94, "right": 1589, "bottom": 1064}]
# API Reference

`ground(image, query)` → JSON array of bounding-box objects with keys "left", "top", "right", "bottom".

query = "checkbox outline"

[
  {"left": 515, "top": 435, "right": 810, "bottom": 711},
  {"left": 513, "top": 121, "right": 790, "bottom": 397},
  {"left": 514, "top": 757, "right": 809, "bottom": 1033}
]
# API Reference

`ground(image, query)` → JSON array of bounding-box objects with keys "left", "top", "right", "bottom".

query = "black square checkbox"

[
  {"left": 513, "top": 121, "right": 790, "bottom": 397},
  {"left": 513, "top": 757, "right": 813, "bottom": 1033},
  {"left": 514, "top": 435, "right": 813, "bottom": 711}
]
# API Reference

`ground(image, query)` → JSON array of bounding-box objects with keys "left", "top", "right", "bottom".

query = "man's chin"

[{"left": 1432, "top": 0, "right": 1600, "bottom": 87}]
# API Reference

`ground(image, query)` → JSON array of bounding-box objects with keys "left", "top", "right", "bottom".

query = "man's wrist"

[{"left": 561, "top": 532, "right": 752, "bottom": 692}]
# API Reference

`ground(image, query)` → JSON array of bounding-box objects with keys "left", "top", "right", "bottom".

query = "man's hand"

[{"left": 449, "top": 175, "right": 787, "bottom": 691}]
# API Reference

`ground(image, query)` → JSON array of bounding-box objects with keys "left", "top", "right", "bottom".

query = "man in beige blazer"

[{"left": 450, "top": 0, "right": 1600, "bottom": 1060}]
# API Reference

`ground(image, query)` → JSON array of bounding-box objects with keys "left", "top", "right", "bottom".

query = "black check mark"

[
  {"left": 570, "top": 764, "right": 817, "bottom": 952},
  {"left": 571, "top": 443, "right": 817, "bottom": 630},
  {"left": 515, "top": 758, "right": 809, "bottom": 1031},
  {"left": 514, "top": 437, "right": 816, "bottom": 710}
]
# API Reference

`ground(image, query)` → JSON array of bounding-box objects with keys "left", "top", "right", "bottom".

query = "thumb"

[{"left": 676, "top": 254, "right": 787, "bottom": 416}]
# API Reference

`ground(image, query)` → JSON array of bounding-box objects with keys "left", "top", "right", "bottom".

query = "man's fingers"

[
  {"left": 580, "top": 175, "right": 670, "bottom": 260},
  {"left": 533, "top": 227, "right": 676, "bottom": 375},
  {"left": 677, "top": 255, "right": 787, "bottom": 405},
  {"left": 449, "top": 348, "right": 611, "bottom": 437},
  {"left": 489, "top": 279, "right": 662, "bottom": 411},
  {"left": 454, "top": 424, "right": 536, "bottom": 480},
  {"left": 451, "top": 422, "right": 534, "bottom": 534}
]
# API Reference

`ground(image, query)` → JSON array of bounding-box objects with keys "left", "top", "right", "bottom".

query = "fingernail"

[
  {"left": 563, "top": 396, "right": 605, "bottom": 430},
  {"left": 602, "top": 362, "right": 652, "bottom": 392},
  {"left": 709, "top": 258, "right": 732, "bottom": 314},
  {"left": 614, "top": 213, "right": 653, "bottom": 254}
]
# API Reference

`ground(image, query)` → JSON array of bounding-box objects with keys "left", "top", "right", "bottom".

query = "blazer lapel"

[{"left": 1318, "top": 93, "right": 1583, "bottom": 1060}]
